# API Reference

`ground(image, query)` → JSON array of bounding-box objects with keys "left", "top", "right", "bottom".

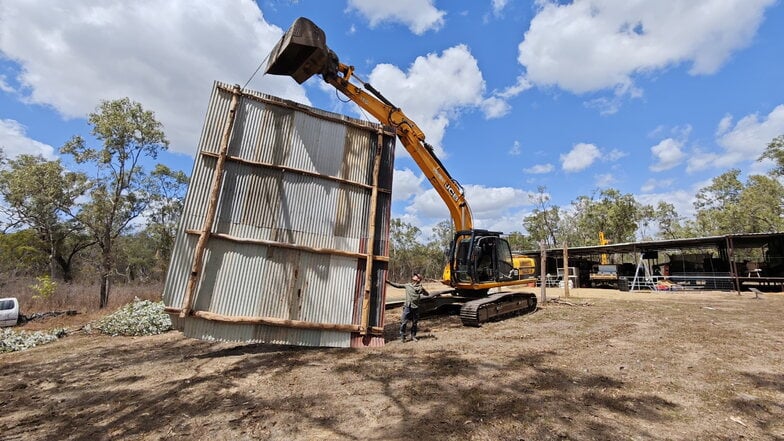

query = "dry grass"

[{"left": 2, "top": 278, "right": 163, "bottom": 327}]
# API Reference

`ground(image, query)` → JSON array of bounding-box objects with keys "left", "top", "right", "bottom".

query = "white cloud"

[
  {"left": 0, "top": 0, "right": 310, "bottom": 156},
  {"left": 560, "top": 142, "right": 601, "bottom": 172},
  {"left": 716, "top": 115, "right": 733, "bottom": 136},
  {"left": 498, "top": 75, "right": 533, "bottom": 99},
  {"left": 481, "top": 96, "right": 511, "bottom": 119},
  {"left": 606, "top": 149, "right": 628, "bottom": 161},
  {"left": 346, "top": 0, "right": 445, "bottom": 35},
  {"left": 523, "top": 163, "right": 554, "bottom": 174},
  {"left": 686, "top": 151, "right": 721, "bottom": 173},
  {"left": 0, "top": 119, "right": 57, "bottom": 160},
  {"left": 636, "top": 189, "right": 697, "bottom": 219},
  {"left": 650, "top": 138, "right": 685, "bottom": 172},
  {"left": 492, "top": 0, "right": 509, "bottom": 16},
  {"left": 509, "top": 140, "right": 521, "bottom": 156},
  {"left": 403, "top": 184, "right": 534, "bottom": 232},
  {"left": 464, "top": 185, "right": 535, "bottom": 218},
  {"left": 391, "top": 168, "right": 425, "bottom": 201},
  {"left": 0, "top": 75, "right": 13, "bottom": 93},
  {"left": 368, "top": 44, "right": 496, "bottom": 157},
  {"left": 595, "top": 173, "right": 615, "bottom": 188},
  {"left": 518, "top": 0, "right": 775, "bottom": 96},
  {"left": 689, "top": 104, "right": 784, "bottom": 172},
  {"left": 641, "top": 178, "right": 674, "bottom": 193}
]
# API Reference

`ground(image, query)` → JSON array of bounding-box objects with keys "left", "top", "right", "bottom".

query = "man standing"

[{"left": 387, "top": 273, "right": 429, "bottom": 342}]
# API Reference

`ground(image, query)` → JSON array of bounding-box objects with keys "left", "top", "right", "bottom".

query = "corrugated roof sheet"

[{"left": 163, "top": 82, "right": 395, "bottom": 348}]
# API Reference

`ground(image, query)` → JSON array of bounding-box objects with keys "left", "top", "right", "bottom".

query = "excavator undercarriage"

[{"left": 400, "top": 289, "right": 538, "bottom": 327}]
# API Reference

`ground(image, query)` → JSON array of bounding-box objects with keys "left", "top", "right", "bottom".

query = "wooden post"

[
  {"left": 360, "top": 130, "right": 384, "bottom": 335},
  {"left": 180, "top": 84, "right": 242, "bottom": 318},
  {"left": 539, "top": 241, "right": 547, "bottom": 303},
  {"left": 563, "top": 241, "right": 570, "bottom": 298}
]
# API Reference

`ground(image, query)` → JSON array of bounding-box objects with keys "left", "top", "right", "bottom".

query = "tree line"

[
  {"left": 2, "top": 96, "right": 781, "bottom": 299},
  {"left": 0, "top": 98, "right": 187, "bottom": 308}
]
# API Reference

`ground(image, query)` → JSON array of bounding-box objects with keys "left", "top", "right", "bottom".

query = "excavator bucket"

[{"left": 265, "top": 17, "right": 330, "bottom": 84}]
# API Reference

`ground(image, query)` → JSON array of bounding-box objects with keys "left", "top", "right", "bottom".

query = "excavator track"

[{"left": 459, "top": 291, "right": 538, "bottom": 327}]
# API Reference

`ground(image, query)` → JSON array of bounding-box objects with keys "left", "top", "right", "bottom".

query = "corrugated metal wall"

[{"left": 163, "top": 82, "right": 395, "bottom": 348}]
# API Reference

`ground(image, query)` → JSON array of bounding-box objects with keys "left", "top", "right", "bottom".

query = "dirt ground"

[{"left": 2, "top": 285, "right": 783, "bottom": 441}]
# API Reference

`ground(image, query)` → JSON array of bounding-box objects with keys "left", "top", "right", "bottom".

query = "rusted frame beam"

[{"left": 165, "top": 307, "right": 384, "bottom": 335}]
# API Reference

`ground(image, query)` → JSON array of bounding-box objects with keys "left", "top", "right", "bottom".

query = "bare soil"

[{"left": 2, "top": 285, "right": 783, "bottom": 441}]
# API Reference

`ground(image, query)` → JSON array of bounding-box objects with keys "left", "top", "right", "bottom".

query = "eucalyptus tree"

[
  {"left": 504, "top": 231, "right": 537, "bottom": 252},
  {"left": 693, "top": 169, "right": 745, "bottom": 235},
  {"left": 693, "top": 169, "right": 784, "bottom": 235},
  {"left": 760, "top": 134, "right": 784, "bottom": 176},
  {"left": 146, "top": 164, "right": 189, "bottom": 270},
  {"left": 522, "top": 186, "right": 560, "bottom": 247},
  {"left": 739, "top": 174, "right": 784, "bottom": 232},
  {"left": 651, "top": 201, "right": 686, "bottom": 240},
  {"left": 388, "top": 218, "right": 423, "bottom": 280},
  {"left": 61, "top": 98, "right": 169, "bottom": 308},
  {"left": 559, "top": 189, "right": 643, "bottom": 247},
  {"left": 0, "top": 153, "right": 91, "bottom": 280}
]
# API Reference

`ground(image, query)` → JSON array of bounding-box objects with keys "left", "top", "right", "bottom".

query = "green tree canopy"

[
  {"left": 522, "top": 186, "right": 560, "bottom": 247},
  {"left": 145, "top": 164, "right": 189, "bottom": 268},
  {"left": 0, "top": 153, "right": 91, "bottom": 281},
  {"left": 760, "top": 134, "right": 784, "bottom": 176}
]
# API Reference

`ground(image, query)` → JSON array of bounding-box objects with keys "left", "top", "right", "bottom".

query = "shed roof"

[{"left": 522, "top": 232, "right": 784, "bottom": 257}]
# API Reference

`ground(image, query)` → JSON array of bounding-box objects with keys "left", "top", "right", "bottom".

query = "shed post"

[
  {"left": 539, "top": 241, "right": 547, "bottom": 303},
  {"left": 563, "top": 241, "right": 570, "bottom": 298}
]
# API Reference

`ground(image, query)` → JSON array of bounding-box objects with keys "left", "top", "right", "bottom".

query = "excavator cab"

[
  {"left": 445, "top": 230, "right": 518, "bottom": 291},
  {"left": 265, "top": 17, "right": 332, "bottom": 84}
]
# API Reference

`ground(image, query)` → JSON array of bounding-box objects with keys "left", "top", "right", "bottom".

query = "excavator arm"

[
  {"left": 266, "top": 17, "right": 472, "bottom": 231},
  {"left": 323, "top": 63, "right": 474, "bottom": 231},
  {"left": 265, "top": 18, "right": 539, "bottom": 322}
]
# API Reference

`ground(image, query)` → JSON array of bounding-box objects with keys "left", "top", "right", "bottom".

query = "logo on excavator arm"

[{"left": 444, "top": 182, "right": 460, "bottom": 202}]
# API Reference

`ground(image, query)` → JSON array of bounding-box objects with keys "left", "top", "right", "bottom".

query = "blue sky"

[{"left": 1, "top": 0, "right": 783, "bottom": 239}]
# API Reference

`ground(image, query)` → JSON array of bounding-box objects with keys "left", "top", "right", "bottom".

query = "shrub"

[{"left": 30, "top": 274, "right": 57, "bottom": 300}]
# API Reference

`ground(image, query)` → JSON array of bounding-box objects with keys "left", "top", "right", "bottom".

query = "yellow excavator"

[{"left": 265, "top": 17, "right": 537, "bottom": 325}]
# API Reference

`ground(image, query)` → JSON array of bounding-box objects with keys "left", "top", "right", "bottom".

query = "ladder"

[{"left": 630, "top": 254, "right": 657, "bottom": 291}]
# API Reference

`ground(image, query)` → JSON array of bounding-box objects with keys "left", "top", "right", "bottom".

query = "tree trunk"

[
  {"left": 99, "top": 246, "right": 112, "bottom": 309},
  {"left": 55, "top": 256, "right": 73, "bottom": 283},
  {"left": 99, "top": 272, "right": 110, "bottom": 309},
  {"left": 49, "top": 238, "right": 57, "bottom": 281}
]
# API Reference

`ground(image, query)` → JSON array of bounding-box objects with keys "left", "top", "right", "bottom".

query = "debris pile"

[
  {"left": 1, "top": 328, "right": 67, "bottom": 353},
  {"left": 89, "top": 298, "right": 172, "bottom": 336}
]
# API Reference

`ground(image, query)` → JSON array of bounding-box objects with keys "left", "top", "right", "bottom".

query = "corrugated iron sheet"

[{"left": 162, "top": 81, "right": 395, "bottom": 348}]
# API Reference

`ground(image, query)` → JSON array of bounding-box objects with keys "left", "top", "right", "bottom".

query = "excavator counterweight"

[{"left": 265, "top": 17, "right": 330, "bottom": 84}]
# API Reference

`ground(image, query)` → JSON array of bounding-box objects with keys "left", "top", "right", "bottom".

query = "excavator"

[{"left": 265, "top": 17, "right": 538, "bottom": 326}]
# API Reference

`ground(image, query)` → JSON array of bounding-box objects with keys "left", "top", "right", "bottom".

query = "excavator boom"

[{"left": 266, "top": 17, "right": 472, "bottom": 231}]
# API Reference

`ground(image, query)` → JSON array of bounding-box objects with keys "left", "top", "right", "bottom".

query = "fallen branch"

[
  {"left": 18, "top": 310, "right": 78, "bottom": 325},
  {"left": 729, "top": 416, "right": 747, "bottom": 427},
  {"left": 547, "top": 298, "right": 593, "bottom": 307}
]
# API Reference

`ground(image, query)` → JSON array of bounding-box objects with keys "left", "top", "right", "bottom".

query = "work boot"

[{"left": 411, "top": 336, "right": 418, "bottom": 342}]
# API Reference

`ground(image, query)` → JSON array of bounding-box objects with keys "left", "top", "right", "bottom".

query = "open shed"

[{"left": 523, "top": 232, "right": 784, "bottom": 292}]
